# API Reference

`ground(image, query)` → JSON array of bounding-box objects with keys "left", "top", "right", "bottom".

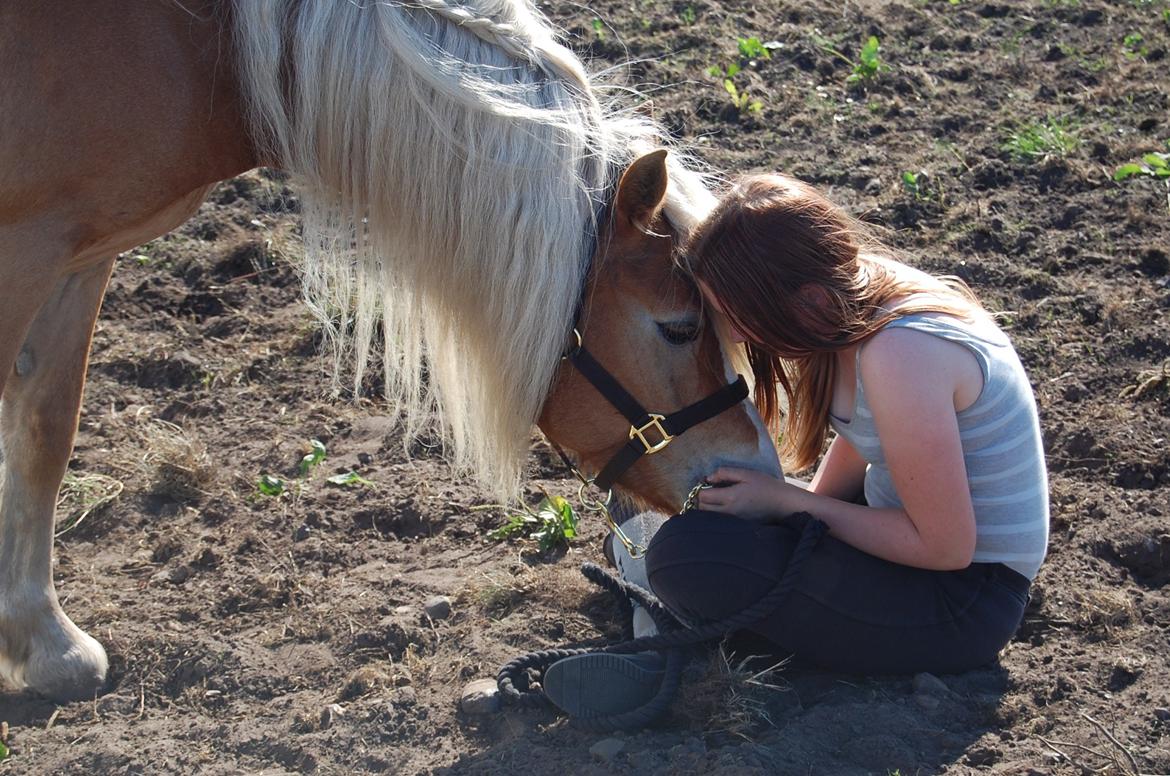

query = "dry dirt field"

[{"left": 2, "top": 0, "right": 1168, "bottom": 773}]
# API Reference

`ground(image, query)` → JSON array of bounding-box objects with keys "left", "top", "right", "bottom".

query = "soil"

[{"left": 3, "top": 0, "right": 1169, "bottom": 773}]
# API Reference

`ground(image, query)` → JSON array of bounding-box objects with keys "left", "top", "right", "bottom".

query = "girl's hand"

[{"left": 696, "top": 467, "right": 808, "bottom": 521}]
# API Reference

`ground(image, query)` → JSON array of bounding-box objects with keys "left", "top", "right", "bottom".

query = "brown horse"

[{"left": 0, "top": 1, "right": 779, "bottom": 702}]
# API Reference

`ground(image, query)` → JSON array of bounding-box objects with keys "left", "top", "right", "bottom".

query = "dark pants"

[{"left": 644, "top": 511, "right": 1030, "bottom": 675}]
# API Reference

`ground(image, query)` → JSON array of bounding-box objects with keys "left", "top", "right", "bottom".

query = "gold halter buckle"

[{"left": 629, "top": 414, "right": 673, "bottom": 454}]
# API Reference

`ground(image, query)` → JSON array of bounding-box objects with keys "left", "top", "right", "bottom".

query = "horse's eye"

[{"left": 657, "top": 320, "right": 701, "bottom": 345}]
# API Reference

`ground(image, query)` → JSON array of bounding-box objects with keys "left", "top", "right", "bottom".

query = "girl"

[
  {"left": 642, "top": 173, "right": 1048, "bottom": 675},
  {"left": 541, "top": 173, "right": 1048, "bottom": 722}
]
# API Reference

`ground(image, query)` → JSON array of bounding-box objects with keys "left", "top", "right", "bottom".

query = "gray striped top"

[{"left": 828, "top": 312, "right": 1049, "bottom": 579}]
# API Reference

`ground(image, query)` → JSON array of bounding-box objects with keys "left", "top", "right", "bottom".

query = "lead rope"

[{"left": 497, "top": 513, "right": 829, "bottom": 731}]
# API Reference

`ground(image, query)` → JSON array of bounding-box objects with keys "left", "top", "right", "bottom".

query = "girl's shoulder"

[{"left": 859, "top": 321, "right": 987, "bottom": 411}]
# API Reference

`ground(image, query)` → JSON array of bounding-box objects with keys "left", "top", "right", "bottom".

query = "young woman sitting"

[{"left": 542, "top": 173, "right": 1048, "bottom": 720}]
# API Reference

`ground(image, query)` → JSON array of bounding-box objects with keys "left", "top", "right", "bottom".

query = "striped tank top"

[{"left": 828, "top": 312, "right": 1049, "bottom": 579}]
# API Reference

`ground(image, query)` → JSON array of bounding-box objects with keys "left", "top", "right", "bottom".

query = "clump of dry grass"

[
  {"left": 458, "top": 563, "right": 591, "bottom": 619},
  {"left": 141, "top": 421, "right": 216, "bottom": 502},
  {"left": 55, "top": 471, "right": 125, "bottom": 538},
  {"left": 676, "top": 643, "right": 791, "bottom": 740},
  {"left": 1069, "top": 588, "right": 1135, "bottom": 636},
  {"left": 338, "top": 665, "right": 391, "bottom": 701},
  {"left": 1120, "top": 362, "right": 1169, "bottom": 402}
]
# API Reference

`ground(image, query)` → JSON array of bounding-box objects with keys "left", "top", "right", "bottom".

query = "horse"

[{"left": 0, "top": 0, "right": 779, "bottom": 702}]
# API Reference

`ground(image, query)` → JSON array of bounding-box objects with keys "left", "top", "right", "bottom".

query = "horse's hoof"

[{"left": 2, "top": 610, "right": 109, "bottom": 702}]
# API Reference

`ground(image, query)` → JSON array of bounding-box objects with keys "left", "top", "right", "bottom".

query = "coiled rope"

[{"left": 497, "top": 513, "right": 828, "bottom": 731}]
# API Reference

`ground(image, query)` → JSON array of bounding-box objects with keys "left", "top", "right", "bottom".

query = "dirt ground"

[{"left": 3, "top": 0, "right": 1168, "bottom": 773}]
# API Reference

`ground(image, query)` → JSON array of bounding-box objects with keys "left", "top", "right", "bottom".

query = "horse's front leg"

[{"left": 0, "top": 258, "right": 116, "bottom": 701}]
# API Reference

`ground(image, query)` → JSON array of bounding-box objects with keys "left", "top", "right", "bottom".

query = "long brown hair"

[{"left": 685, "top": 174, "right": 983, "bottom": 472}]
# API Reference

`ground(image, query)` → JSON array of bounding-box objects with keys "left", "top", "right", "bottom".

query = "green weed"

[
  {"left": 326, "top": 471, "right": 374, "bottom": 487},
  {"left": 259, "top": 437, "right": 370, "bottom": 497},
  {"left": 723, "top": 79, "right": 763, "bottom": 113},
  {"left": 811, "top": 32, "right": 885, "bottom": 86},
  {"left": 0, "top": 740, "right": 8, "bottom": 762},
  {"left": 299, "top": 438, "right": 327, "bottom": 476},
  {"left": 737, "top": 36, "right": 771, "bottom": 61},
  {"left": 847, "top": 36, "right": 884, "bottom": 85},
  {"left": 1122, "top": 31, "right": 1148, "bottom": 59},
  {"left": 592, "top": 18, "right": 605, "bottom": 39},
  {"left": 1002, "top": 116, "right": 1080, "bottom": 162},
  {"left": 706, "top": 35, "right": 773, "bottom": 114},
  {"left": 257, "top": 474, "right": 286, "bottom": 497},
  {"left": 902, "top": 171, "right": 923, "bottom": 199},
  {"left": 1114, "top": 142, "right": 1170, "bottom": 183},
  {"left": 680, "top": 5, "right": 696, "bottom": 24},
  {"left": 488, "top": 494, "right": 579, "bottom": 552}
]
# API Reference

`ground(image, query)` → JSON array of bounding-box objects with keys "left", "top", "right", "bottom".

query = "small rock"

[
  {"left": 293, "top": 523, "right": 312, "bottom": 542},
  {"left": 393, "top": 605, "right": 415, "bottom": 617},
  {"left": 423, "top": 596, "right": 452, "bottom": 620},
  {"left": 912, "top": 672, "right": 950, "bottom": 697},
  {"left": 151, "top": 565, "right": 192, "bottom": 585},
  {"left": 319, "top": 703, "right": 345, "bottom": 729},
  {"left": 589, "top": 738, "right": 626, "bottom": 763},
  {"left": 393, "top": 686, "right": 417, "bottom": 706},
  {"left": 460, "top": 678, "right": 500, "bottom": 715},
  {"left": 964, "top": 745, "right": 1001, "bottom": 767},
  {"left": 915, "top": 694, "right": 941, "bottom": 710},
  {"left": 1154, "top": 707, "right": 1170, "bottom": 721}
]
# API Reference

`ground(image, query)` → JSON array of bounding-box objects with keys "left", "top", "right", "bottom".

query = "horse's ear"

[{"left": 613, "top": 150, "right": 669, "bottom": 238}]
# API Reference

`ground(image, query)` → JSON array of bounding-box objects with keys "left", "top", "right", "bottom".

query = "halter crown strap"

[{"left": 566, "top": 344, "right": 749, "bottom": 492}]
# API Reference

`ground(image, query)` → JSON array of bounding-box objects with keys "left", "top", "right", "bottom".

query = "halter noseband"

[{"left": 561, "top": 329, "right": 749, "bottom": 492}]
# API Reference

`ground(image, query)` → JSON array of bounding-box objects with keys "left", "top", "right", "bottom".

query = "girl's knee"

[{"left": 645, "top": 512, "right": 779, "bottom": 624}]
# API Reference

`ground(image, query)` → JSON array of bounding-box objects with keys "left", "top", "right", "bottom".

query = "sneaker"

[{"left": 542, "top": 652, "right": 666, "bottom": 719}]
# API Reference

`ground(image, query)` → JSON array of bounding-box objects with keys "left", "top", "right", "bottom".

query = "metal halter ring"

[{"left": 575, "top": 479, "right": 647, "bottom": 559}]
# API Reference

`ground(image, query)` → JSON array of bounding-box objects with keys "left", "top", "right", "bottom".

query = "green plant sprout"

[
  {"left": 1122, "top": 32, "right": 1148, "bottom": 59},
  {"left": 1114, "top": 150, "right": 1170, "bottom": 181},
  {"left": 259, "top": 437, "right": 367, "bottom": 497},
  {"left": 706, "top": 35, "right": 773, "bottom": 114},
  {"left": 326, "top": 471, "right": 374, "bottom": 487},
  {"left": 737, "top": 36, "right": 771, "bottom": 61},
  {"left": 810, "top": 32, "right": 885, "bottom": 86},
  {"left": 257, "top": 473, "right": 286, "bottom": 497},
  {"left": 488, "top": 494, "right": 579, "bottom": 552},
  {"left": 1001, "top": 117, "right": 1079, "bottom": 162},
  {"left": 1114, "top": 144, "right": 1170, "bottom": 214},
  {"left": 592, "top": 18, "right": 605, "bottom": 39},
  {"left": 724, "top": 79, "right": 763, "bottom": 113},
  {"left": 680, "top": 5, "right": 696, "bottom": 25},
  {"left": 847, "top": 36, "right": 884, "bottom": 85},
  {"left": 299, "top": 438, "right": 327, "bottom": 476},
  {"left": 902, "top": 171, "right": 922, "bottom": 199}
]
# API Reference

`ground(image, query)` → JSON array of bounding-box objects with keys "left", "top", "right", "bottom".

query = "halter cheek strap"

[{"left": 564, "top": 342, "right": 749, "bottom": 492}]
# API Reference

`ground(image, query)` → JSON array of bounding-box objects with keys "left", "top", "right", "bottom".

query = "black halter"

[{"left": 561, "top": 331, "right": 749, "bottom": 492}]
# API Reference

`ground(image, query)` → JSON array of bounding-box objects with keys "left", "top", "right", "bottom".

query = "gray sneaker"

[{"left": 542, "top": 652, "right": 666, "bottom": 719}]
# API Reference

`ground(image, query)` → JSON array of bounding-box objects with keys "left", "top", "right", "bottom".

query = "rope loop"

[{"left": 496, "top": 512, "right": 828, "bottom": 731}]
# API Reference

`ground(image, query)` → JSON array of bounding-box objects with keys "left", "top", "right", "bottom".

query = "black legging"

[{"left": 644, "top": 511, "right": 1031, "bottom": 675}]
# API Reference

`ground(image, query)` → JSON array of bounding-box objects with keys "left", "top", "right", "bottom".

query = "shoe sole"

[{"left": 543, "top": 653, "right": 664, "bottom": 719}]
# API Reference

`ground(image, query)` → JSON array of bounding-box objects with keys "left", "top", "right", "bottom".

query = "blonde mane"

[{"left": 232, "top": 0, "right": 714, "bottom": 497}]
